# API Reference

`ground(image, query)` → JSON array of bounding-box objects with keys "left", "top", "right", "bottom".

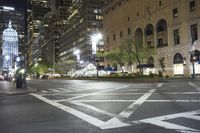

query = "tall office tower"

[
  {"left": 58, "top": 0, "right": 108, "bottom": 71},
  {"left": 2, "top": 21, "right": 18, "bottom": 74},
  {"left": 39, "top": 0, "right": 72, "bottom": 67},
  {"left": 27, "top": 0, "right": 51, "bottom": 65},
  {"left": 0, "top": 6, "right": 25, "bottom": 70},
  {"left": 0, "top": 6, "right": 25, "bottom": 53}
]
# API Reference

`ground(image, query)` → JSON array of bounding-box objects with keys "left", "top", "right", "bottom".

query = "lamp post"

[
  {"left": 91, "top": 33, "right": 102, "bottom": 77},
  {"left": 74, "top": 49, "right": 80, "bottom": 70},
  {"left": 190, "top": 41, "right": 197, "bottom": 79}
]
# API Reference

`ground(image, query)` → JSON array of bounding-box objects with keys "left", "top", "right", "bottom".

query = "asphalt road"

[{"left": 1, "top": 79, "right": 200, "bottom": 133}]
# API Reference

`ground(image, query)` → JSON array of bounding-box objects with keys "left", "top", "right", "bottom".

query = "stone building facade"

[{"left": 103, "top": 0, "right": 200, "bottom": 77}]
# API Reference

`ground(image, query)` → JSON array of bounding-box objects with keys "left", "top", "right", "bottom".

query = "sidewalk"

[{"left": 0, "top": 81, "right": 36, "bottom": 96}]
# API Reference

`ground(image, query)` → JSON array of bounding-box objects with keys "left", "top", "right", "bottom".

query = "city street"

[{"left": 1, "top": 79, "right": 200, "bottom": 133}]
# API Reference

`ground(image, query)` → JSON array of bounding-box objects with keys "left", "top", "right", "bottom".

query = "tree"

[
  {"left": 27, "top": 60, "right": 52, "bottom": 76},
  {"left": 55, "top": 59, "right": 76, "bottom": 74},
  {"left": 120, "top": 38, "right": 155, "bottom": 74},
  {"left": 103, "top": 47, "right": 127, "bottom": 75}
]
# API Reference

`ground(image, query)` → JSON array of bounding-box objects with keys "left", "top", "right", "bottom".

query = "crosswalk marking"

[
  {"left": 30, "top": 93, "right": 105, "bottom": 127},
  {"left": 30, "top": 82, "right": 200, "bottom": 132},
  {"left": 189, "top": 82, "right": 200, "bottom": 91},
  {"left": 139, "top": 110, "right": 200, "bottom": 133},
  {"left": 73, "top": 99, "right": 200, "bottom": 103}
]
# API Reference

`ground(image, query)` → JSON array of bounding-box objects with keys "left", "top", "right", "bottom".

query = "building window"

[
  {"left": 173, "top": 8, "right": 178, "bottom": 18},
  {"left": 120, "top": 31, "right": 123, "bottom": 38},
  {"left": 174, "top": 29, "right": 180, "bottom": 45},
  {"left": 147, "top": 41, "right": 152, "bottom": 48},
  {"left": 159, "top": 1, "right": 162, "bottom": 6},
  {"left": 158, "top": 38, "right": 163, "bottom": 46},
  {"left": 191, "top": 24, "right": 198, "bottom": 43},
  {"left": 128, "top": 28, "right": 131, "bottom": 35},
  {"left": 128, "top": 17, "right": 130, "bottom": 22},
  {"left": 189, "top": 0, "right": 196, "bottom": 12},
  {"left": 137, "top": 12, "right": 139, "bottom": 17},
  {"left": 113, "top": 34, "right": 115, "bottom": 41}
]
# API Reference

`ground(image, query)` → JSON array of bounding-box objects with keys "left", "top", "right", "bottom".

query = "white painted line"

[
  {"left": 70, "top": 101, "right": 118, "bottom": 118},
  {"left": 183, "top": 115, "right": 200, "bottom": 121},
  {"left": 146, "top": 100, "right": 200, "bottom": 102},
  {"left": 118, "top": 89, "right": 156, "bottom": 118},
  {"left": 164, "top": 92, "right": 200, "bottom": 94},
  {"left": 139, "top": 110, "right": 200, "bottom": 133},
  {"left": 142, "top": 110, "right": 200, "bottom": 121},
  {"left": 140, "top": 119, "right": 199, "bottom": 133},
  {"left": 189, "top": 82, "right": 200, "bottom": 91},
  {"left": 30, "top": 93, "right": 105, "bottom": 127},
  {"left": 73, "top": 99, "right": 200, "bottom": 103},
  {"left": 54, "top": 85, "right": 129, "bottom": 102},
  {"left": 100, "top": 117, "right": 131, "bottom": 129},
  {"left": 101, "top": 89, "right": 156, "bottom": 129},
  {"left": 73, "top": 100, "right": 137, "bottom": 102},
  {"left": 41, "top": 90, "right": 48, "bottom": 93},
  {"left": 156, "top": 83, "right": 163, "bottom": 88}
]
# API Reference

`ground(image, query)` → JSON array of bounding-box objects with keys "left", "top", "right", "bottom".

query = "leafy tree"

[
  {"left": 103, "top": 47, "right": 127, "bottom": 75},
  {"left": 120, "top": 38, "right": 155, "bottom": 74},
  {"left": 27, "top": 60, "right": 52, "bottom": 76},
  {"left": 55, "top": 59, "right": 76, "bottom": 74}
]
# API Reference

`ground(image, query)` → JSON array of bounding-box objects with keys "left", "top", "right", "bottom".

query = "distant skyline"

[{"left": 0, "top": 0, "right": 26, "bottom": 10}]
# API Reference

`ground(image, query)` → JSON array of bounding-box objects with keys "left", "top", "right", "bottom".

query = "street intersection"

[{"left": 26, "top": 80, "right": 200, "bottom": 133}]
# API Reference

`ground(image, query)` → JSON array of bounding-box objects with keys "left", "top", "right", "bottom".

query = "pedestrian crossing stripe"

[{"left": 139, "top": 110, "right": 200, "bottom": 133}]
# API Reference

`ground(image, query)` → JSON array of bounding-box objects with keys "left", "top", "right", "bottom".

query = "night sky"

[{"left": 0, "top": 0, "right": 26, "bottom": 10}]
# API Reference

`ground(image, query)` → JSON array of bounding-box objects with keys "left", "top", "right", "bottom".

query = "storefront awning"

[{"left": 137, "top": 64, "right": 154, "bottom": 68}]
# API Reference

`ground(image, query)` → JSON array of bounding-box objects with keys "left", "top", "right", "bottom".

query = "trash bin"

[{"left": 16, "top": 76, "right": 23, "bottom": 89}]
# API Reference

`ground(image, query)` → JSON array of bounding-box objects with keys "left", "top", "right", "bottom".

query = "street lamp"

[
  {"left": 190, "top": 41, "right": 197, "bottom": 79},
  {"left": 74, "top": 49, "right": 80, "bottom": 69},
  {"left": 91, "top": 33, "right": 102, "bottom": 77}
]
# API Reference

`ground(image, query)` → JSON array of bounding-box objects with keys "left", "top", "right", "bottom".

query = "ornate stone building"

[
  {"left": 103, "top": 0, "right": 200, "bottom": 77},
  {"left": 2, "top": 21, "right": 19, "bottom": 73}
]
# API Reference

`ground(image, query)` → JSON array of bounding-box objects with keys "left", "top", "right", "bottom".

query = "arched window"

[
  {"left": 147, "top": 56, "right": 154, "bottom": 64},
  {"left": 145, "top": 24, "right": 154, "bottom": 36},
  {"left": 134, "top": 28, "right": 143, "bottom": 48},
  {"left": 173, "top": 53, "right": 183, "bottom": 64},
  {"left": 144, "top": 24, "right": 154, "bottom": 48},
  {"left": 156, "top": 19, "right": 168, "bottom": 48}
]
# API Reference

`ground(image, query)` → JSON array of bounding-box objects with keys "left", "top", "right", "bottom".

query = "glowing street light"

[
  {"left": 91, "top": 33, "right": 102, "bottom": 54},
  {"left": 91, "top": 33, "right": 103, "bottom": 77},
  {"left": 5, "top": 55, "right": 10, "bottom": 60},
  {"left": 35, "top": 63, "right": 38, "bottom": 67},
  {"left": 16, "top": 57, "right": 20, "bottom": 62},
  {"left": 74, "top": 49, "right": 80, "bottom": 61},
  {"left": 190, "top": 41, "right": 197, "bottom": 79}
]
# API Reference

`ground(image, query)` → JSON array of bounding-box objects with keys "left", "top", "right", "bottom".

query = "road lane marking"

[
  {"left": 30, "top": 93, "right": 105, "bottom": 127},
  {"left": 73, "top": 99, "right": 200, "bottom": 103},
  {"left": 188, "top": 82, "right": 200, "bottom": 91},
  {"left": 139, "top": 110, "right": 200, "bottom": 133},
  {"left": 69, "top": 101, "right": 118, "bottom": 118},
  {"left": 54, "top": 85, "right": 129, "bottom": 102},
  {"left": 101, "top": 88, "right": 157, "bottom": 129},
  {"left": 156, "top": 83, "right": 164, "bottom": 88},
  {"left": 119, "top": 89, "right": 157, "bottom": 118},
  {"left": 42, "top": 91, "right": 200, "bottom": 96},
  {"left": 141, "top": 119, "right": 199, "bottom": 133},
  {"left": 101, "top": 83, "right": 163, "bottom": 129}
]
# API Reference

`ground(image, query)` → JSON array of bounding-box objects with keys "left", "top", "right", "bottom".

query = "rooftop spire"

[{"left": 8, "top": 20, "right": 12, "bottom": 28}]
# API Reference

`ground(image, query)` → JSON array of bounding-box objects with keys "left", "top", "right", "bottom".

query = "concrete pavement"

[{"left": 0, "top": 81, "right": 36, "bottom": 96}]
